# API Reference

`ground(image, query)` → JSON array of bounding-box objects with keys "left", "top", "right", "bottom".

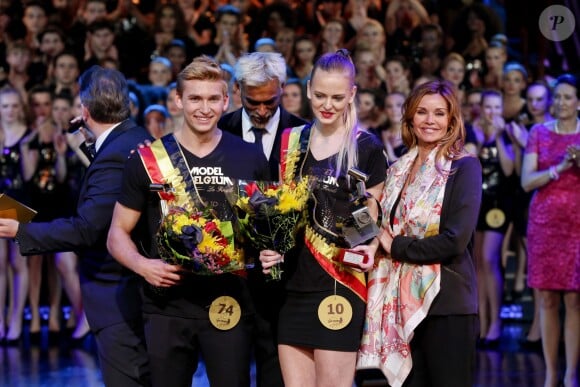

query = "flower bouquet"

[
  {"left": 226, "top": 178, "right": 312, "bottom": 280},
  {"left": 156, "top": 206, "right": 245, "bottom": 275}
]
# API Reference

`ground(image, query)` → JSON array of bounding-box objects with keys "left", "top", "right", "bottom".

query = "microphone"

[{"left": 67, "top": 119, "right": 85, "bottom": 133}]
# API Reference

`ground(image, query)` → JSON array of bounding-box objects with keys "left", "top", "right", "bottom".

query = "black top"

[
  {"left": 479, "top": 132, "right": 511, "bottom": 200},
  {"left": 119, "top": 131, "right": 270, "bottom": 319},
  {"left": 0, "top": 130, "right": 30, "bottom": 203},
  {"left": 286, "top": 131, "right": 387, "bottom": 293},
  {"left": 26, "top": 139, "right": 73, "bottom": 221}
]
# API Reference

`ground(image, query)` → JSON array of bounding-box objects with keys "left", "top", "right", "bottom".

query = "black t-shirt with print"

[
  {"left": 119, "top": 131, "right": 270, "bottom": 319},
  {"left": 285, "top": 131, "right": 387, "bottom": 293}
]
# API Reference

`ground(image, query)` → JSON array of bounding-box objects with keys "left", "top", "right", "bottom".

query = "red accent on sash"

[
  {"left": 304, "top": 237, "right": 368, "bottom": 302},
  {"left": 138, "top": 146, "right": 173, "bottom": 201}
]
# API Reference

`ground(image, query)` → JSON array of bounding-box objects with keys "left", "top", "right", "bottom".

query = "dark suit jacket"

[
  {"left": 391, "top": 156, "right": 482, "bottom": 316},
  {"left": 17, "top": 119, "right": 153, "bottom": 331},
  {"left": 218, "top": 107, "right": 307, "bottom": 180}
]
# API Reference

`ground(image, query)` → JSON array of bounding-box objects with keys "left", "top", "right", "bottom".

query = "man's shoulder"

[
  {"left": 219, "top": 109, "right": 241, "bottom": 121},
  {"left": 115, "top": 119, "right": 150, "bottom": 139},
  {"left": 279, "top": 108, "right": 308, "bottom": 128},
  {"left": 101, "top": 122, "right": 152, "bottom": 157},
  {"left": 120, "top": 120, "right": 151, "bottom": 138},
  {"left": 218, "top": 109, "right": 243, "bottom": 133}
]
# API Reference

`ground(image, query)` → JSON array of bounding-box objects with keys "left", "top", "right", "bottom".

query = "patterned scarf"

[{"left": 357, "top": 146, "right": 450, "bottom": 387}]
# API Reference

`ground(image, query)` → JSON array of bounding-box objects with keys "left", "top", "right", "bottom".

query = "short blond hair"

[{"left": 176, "top": 56, "right": 227, "bottom": 97}]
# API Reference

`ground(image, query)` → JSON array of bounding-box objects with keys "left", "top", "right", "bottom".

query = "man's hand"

[
  {"left": 129, "top": 139, "right": 152, "bottom": 156},
  {"left": 0, "top": 219, "right": 19, "bottom": 238},
  {"left": 139, "top": 258, "right": 183, "bottom": 287}
]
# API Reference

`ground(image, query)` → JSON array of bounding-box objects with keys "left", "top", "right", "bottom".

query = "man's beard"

[{"left": 250, "top": 114, "right": 272, "bottom": 128}]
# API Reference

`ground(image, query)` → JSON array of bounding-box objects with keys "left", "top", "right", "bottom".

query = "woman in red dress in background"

[{"left": 521, "top": 74, "right": 580, "bottom": 387}]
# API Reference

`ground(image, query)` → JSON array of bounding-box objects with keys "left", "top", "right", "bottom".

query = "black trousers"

[
  {"left": 143, "top": 312, "right": 253, "bottom": 387},
  {"left": 248, "top": 270, "right": 285, "bottom": 387},
  {"left": 403, "top": 314, "right": 478, "bottom": 387},
  {"left": 94, "top": 318, "right": 150, "bottom": 387}
]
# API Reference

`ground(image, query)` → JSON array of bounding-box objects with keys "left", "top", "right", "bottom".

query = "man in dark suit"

[
  {"left": 219, "top": 52, "right": 307, "bottom": 181},
  {"left": 0, "top": 66, "right": 157, "bottom": 387},
  {"left": 218, "top": 52, "right": 307, "bottom": 387}
]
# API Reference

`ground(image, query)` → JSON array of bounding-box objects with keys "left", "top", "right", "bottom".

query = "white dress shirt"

[{"left": 241, "top": 108, "right": 281, "bottom": 160}]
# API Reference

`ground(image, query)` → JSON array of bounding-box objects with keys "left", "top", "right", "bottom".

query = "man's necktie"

[{"left": 251, "top": 127, "right": 265, "bottom": 155}]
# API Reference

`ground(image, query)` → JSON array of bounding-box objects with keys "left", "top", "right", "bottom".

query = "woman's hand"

[
  {"left": 259, "top": 249, "right": 283, "bottom": 275},
  {"left": 54, "top": 131, "right": 68, "bottom": 155},
  {"left": 374, "top": 64, "right": 387, "bottom": 82},
  {"left": 559, "top": 150, "right": 574, "bottom": 173},
  {"left": 489, "top": 116, "right": 506, "bottom": 140},
  {"left": 481, "top": 115, "right": 504, "bottom": 140},
  {"left": 493, "top": 115, "right": 506, "bottom": 132},
  {"left": 506, "top": 121, "right": 528, "bottom": 148},
  {"left": 567, "top": 144, "right": 580, "bottom": 168},
  {"left": 348, "top": 244, "right": 376, "bottom": 272}
]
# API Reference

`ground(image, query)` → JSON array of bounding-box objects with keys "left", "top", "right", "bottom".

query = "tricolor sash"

[{"left": 138, "top": 134, "right": 203, "bottom": 212}]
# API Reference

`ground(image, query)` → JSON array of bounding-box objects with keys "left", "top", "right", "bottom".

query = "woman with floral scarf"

[{"left": 358, "top": 80, "right": 482, "bottom": 387}]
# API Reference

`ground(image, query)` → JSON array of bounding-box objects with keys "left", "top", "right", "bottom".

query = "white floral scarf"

[{"left": 357, "top": 146, "right": 451, "bottom": 387}]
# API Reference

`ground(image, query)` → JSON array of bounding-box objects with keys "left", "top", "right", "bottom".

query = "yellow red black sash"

[{"left": 137, "top": 134, "right": 202, "bottom": 211}]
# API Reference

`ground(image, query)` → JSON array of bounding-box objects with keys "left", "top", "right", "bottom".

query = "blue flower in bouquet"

[
  {"left": 179, "top": 225, "right": 203, "bottom": 252},
  {"left": 157, "top": 206, "right": 245, "bottom": 275}
]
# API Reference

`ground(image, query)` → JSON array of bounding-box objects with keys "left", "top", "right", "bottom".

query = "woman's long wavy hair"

[{"left": 401, "top": 80, "right": 470, "bottom": 172}]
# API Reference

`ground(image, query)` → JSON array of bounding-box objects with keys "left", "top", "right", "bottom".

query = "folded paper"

[{"left": 0, "top": 194, "right": 37, "bottom": 223}]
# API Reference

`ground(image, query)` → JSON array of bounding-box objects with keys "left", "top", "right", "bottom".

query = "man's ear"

[
  {"left": 223, "top": 93, "right": 230, "bottom": 113},
  {"left": 233, "top": 82, "right": 240, "bottom": 94},
  {"left": 81, "top": 104, "right": 90, "bottom": 123}
]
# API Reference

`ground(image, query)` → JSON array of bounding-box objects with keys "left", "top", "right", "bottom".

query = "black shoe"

[
  {"left": 29, "top": 331, "right": 42, "bottom": 346},
  {"left": 478, "top": 337, "right": 501, "bottom": 350},
  {"left": 48, "top": 330, "right": 61, "bottom": 347},
  {"left": 69, "top": 331, "right": 91, "bottom": 348},
  {"left": 4, "top": 334, "right": 22, "bottom": 346},
  {"left": 520, "top": 338, "right": 542, "bottom": 352}
]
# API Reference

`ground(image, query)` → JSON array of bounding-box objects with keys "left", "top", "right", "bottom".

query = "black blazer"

[
  {"left": 218, "top": 107, "right": 307, "bottom": 180},
  {"left": 17, "top": 119, "right": 153, "bottom": 331},
  {"left": 390, "top": 156, "right": 482, "bottom": 316}
]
